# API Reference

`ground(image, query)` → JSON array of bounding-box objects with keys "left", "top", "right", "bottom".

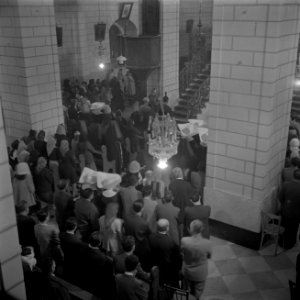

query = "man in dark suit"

[
  {"left": 169, "top": 167, "right": 194, "bottom": 212},
  {"left": 79, "top": 235, "right": 115, "bottom": 299},
  {"left": 116, "top": 255, "right": 149, "bottom": 300},
  {"left": 148, "top": 219, "right": 182, "bottom": 286},
  {"left": 183, "top": 194, "right": 211, "bottom": 238},
  {"left": 15, "top": 201, "right": 38, "bottom": 251},
  {"left": 154, "top": 191, "right": 181, "bottom": 245},
  {"left": 59, "top": 217, "right": 84, "bottom": 285},
  {"left": 279, "top": 169, "right": 300, "bottom": 249},
  {"left": 124, "top": 200, "right": 152, "bottom": 271},
  {"left": 74, "top": 188, "right": 99, "bottom": 242},
  {"left": 54, "top": 180, "right": 74, "bottom": 231},
  {"left": 114, "top": 235, "right": 150, "bottom": 282}
]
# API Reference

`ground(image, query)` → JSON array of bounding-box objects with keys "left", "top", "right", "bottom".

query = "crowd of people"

[{"left": 10, "top": 74, "right": 210, "bottom": 300}]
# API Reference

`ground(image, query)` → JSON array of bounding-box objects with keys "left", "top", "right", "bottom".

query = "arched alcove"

[{"left": 109, "top": 19, "right": 138, "bottom": 63}]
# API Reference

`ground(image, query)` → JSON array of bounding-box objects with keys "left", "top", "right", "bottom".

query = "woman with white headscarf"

[{"left": 13, "top": 162, "right": 36, "bottom": 208}]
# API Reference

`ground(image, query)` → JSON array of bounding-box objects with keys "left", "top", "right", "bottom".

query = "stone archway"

[{"left": 109, "top": 19, "right": 138, "bottom": 63}]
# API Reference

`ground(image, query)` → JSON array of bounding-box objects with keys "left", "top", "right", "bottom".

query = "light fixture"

[
  {"left": 99, "top": 62, "right": 105, "bottom": 69},
  {"left": 157, "top": 159, "right": 168, "bottom": 170},
  {"left": 148, "top": 108, "right": 179, "bottom": 168}
]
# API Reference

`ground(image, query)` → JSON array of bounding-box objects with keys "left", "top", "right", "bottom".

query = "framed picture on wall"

[{"left": 120, "top": 2, "right": 133, "bottom": 20}]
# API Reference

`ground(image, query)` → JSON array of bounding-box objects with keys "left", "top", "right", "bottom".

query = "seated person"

[
  {"left": 114, "top": 235, "right": 150, "bottom": 282},
  {"left": 116, "top": 255, "right": 149, "bottom": 300}
]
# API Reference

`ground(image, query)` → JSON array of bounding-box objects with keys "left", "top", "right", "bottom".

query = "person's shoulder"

[
  {"left": 200, "top": 237, "right": 213, "bottom": 248},
  {"left": 181, "top": 236, "right": 191, "bottom": 245}
]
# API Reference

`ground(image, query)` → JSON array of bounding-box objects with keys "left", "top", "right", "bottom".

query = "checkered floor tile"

[{"left": 200, "top": 236, "right": 298, "bottom": 300}]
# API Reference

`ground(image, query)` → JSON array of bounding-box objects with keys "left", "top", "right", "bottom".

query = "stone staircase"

[
  {"left": 174, "top": 64, "right": 210, "bottom": 123},
  {"left": 291, "top": 88, "right": 300, "bottom": 121}
]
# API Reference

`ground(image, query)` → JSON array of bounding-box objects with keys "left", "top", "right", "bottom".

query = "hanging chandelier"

[{"left": 148, "top": 110, "right": 179, "bottom": 169}]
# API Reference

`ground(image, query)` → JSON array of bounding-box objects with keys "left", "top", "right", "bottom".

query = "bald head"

[
  {"left": 190, "top": 219, "right": 204, "bottom": 235},
  {"left": 157, "top": 219, "right": 169, "bottom": 233}
]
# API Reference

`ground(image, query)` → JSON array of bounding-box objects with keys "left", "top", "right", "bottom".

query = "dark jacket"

[
  {"left": 183, "top": 205, "right": 211, "bottom": 238},
  {"left": 54, "top": 191, "right": 74, "bottom": 230},
  {"left": 124, "top": 213, "right": 151, "bottom": 243},
  {"left": 34, "top": 168, "right": 54, "bottom": 200},
  {"left": 114, "top": 253, "right": 150, "bottom": 282},
  {"left": 116, "top": 274, "right": 149, "bottom": 300},
  {"left": 79, "top": 246, "right": 115, "bottom": 299},
  {"left": 169, "top": 179, "right": 194, "bottom": 211},
  {"left": 148, "top": 232, "right": 182, "bottom": 286},
  {"left": 74, "top": 198, "right": 99, "bottom": 241},
  {"left": 280, "top": 180, "right": 300, "bottom": 219},
  {"left": 60, "top": 232, "right": 84, "bottom": 284},
  {"left": 17, "top": 214, "right": 37, "bottom": 247}
]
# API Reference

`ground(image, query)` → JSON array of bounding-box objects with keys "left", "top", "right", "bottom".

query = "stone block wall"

[
  {"left": 160, "top": 0, "right": 180, "bottom": 107},
  {"left": 0, "top": 0, "right": 64, "bottom": 143},
  {"left": 0, "top": 102, "right": 26, "bottom": 299},
  {"left": 205, "top": 0, "right": 300, "bottom": 232}
]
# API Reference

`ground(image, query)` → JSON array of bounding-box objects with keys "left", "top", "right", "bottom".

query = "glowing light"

[
  {"left": 99, "top": 63, "right": 105, "bottom": 69},
  {"left": 157, "top": 159, "right": 168, "bottom": 170},
  {"left": 294, "top": 79, "right": 300, "bottom": 86}
]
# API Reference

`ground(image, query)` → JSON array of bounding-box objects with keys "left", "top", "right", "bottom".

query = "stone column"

[
  {"left": 205, "top": 0, "right": 300, "bottom": 233},
  {"left": 0, "top": 0, "right": 64, "bottom": 143},
  {"left": 160, "top": 0, "right": 180, "bottom": 107},
  {"left": 0, "top": 102, "right": 26, "bottom": 299}
]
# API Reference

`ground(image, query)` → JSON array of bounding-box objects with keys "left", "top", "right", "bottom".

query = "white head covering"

[
  {"left": 15, "top": 162, "right": 31, "bottom": 175},
  {"left": 102, "top": 189, "right": 117, "bottom": 198}
]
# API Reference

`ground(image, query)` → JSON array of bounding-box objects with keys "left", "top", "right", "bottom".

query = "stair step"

[
  {"left": 179, "top": 100, "right": 188, "bottom": 106},
  {"left": 193, "top": 78, "right": 205, "bottom": 83},
  {"left": 174, "top": 110, "right": 188, "bottom": 117},
  {"left": 175, "top": 117, "right": 188, "bottom": 124},
  {"left": 185, "top": 89, "right": 196, "bottom": 94},
  {"left": 189, "top": 82, "right": 201, "bottom": 87},
  {"left": 293, "top": 90, "right": 300, "bottom": 95},
  {"left": 292, "top": 101, "right": 300, "bottom": 108},
  {"left": 180, "top": 94, "right": 190, "bottom": 100},
  {"left": 197, "top": 73, "right": 207, "bottom": 79},
  {"left": 291, "top": 108, "right": 300, "bottom": 116},
  {"left": 174, "top": 105, "right": 189, "bottom": 112}
]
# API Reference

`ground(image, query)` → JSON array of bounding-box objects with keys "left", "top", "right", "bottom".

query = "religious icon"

[{"left": 120, "top": 2, "right": 133, "bottom": 20}]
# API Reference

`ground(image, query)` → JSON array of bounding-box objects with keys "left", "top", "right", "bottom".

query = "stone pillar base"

[{"left": 204, "top": 186, "right": 278, "bottom": 233}]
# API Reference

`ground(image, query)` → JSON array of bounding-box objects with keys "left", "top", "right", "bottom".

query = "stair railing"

[
  {"left": 187, "top": 77, "right": 210, "bottom": 119},
  {"left": 179, "top": 53, "right": 203, "bottom": 94}
]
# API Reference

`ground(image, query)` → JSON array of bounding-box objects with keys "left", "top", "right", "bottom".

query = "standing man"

[
  {"left": 181, "top": 220, "right": 212, "bottom": 300},
  {"left": 154, "top": 191, "right": 181, "bottom": 245},
  {"left": 169, "top": 167, "right": 194, "bottom": 212},
  {"left": 149, "top": 219, "right": 182, "bottom": 286},
  {"left": 74, "top": 188, "right": 99, "bottom": 242},
  {"left": 183, "top": 194, "right": 211, "bottom": 238}
]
